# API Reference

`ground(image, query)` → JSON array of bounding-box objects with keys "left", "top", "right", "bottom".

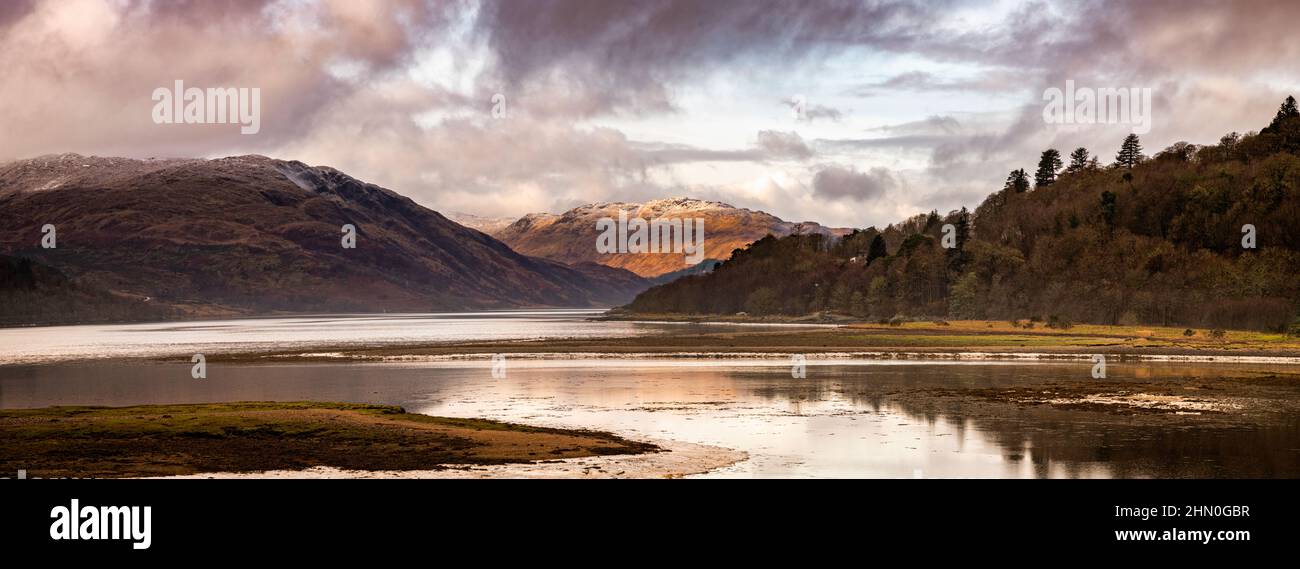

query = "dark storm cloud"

[
  {"left": 475, "top": 0, "right": 947, "bottom": 115},
  {"left": 908, "top": 0, "right": 1300, "bottom": 83},
  {"left": 756, "top": 130, "right": 814, "bottom": 160},
  {"left": 0, "top": 0, "right": 37, "bottom": 29},
  {"left": 0, "top": 0, "right": 459, "bottom": 160},
  {"left": 634, "top": 130, "right": 813, "bottom": 164},
  {"left": 2, "top": 0, "right": 1298, "bottom": 226},
  {"left": 812, "top": 164, "right": 896, "bottom": 201}
]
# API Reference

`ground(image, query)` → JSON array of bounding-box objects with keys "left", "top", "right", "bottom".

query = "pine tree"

[
  {"left": 1265, "top": 95, "right": 1299, "bottom": 133},
  {"left": 1066, "top": 147, "right": 1090, "bottom": 172},
  {"left": 866, "top": 234, "right": 887, "bottom": 264},
  {"left": 955, "top": 207, "right": 970, "bottom": 246},
  {"left": 946, "top": 207, "right": 972, "bottom": 273},
  {"left": 1035, "top": 148, "right": 1063, "bottom": 187},
  {"left": 1116, "top": 134, "right": 1143, "bottom": 169},
  {"left": 1004, "top": 169, "right": 1030, "bottom": 193}
]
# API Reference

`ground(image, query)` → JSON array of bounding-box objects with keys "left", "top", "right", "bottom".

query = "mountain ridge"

[
  {"left": 491, "top": 197, "right": 851, "bottom": 277},
  {"left": 0, "top": 153, "right": 649, "bottom": 325}
]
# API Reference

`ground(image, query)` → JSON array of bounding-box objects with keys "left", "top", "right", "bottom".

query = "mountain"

[
  {"left": 0, "top": 154, "right": 648, "bottom": 325},
  {"left": 445, "top": 211, "right": 517, "bottom": 235},
  {"left": 627, "top": 98, "right": 1300, "bottom": 332},
  {"left": 0, "top": 254, "right": 176, "bottom": 326},
  {"left": 648, "top": 257, "right": 722, "bottom": 285},
  {"left": 493, "top": 197, "right": 850, "bottom": 277}
]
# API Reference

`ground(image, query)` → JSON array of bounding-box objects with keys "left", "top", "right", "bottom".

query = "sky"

[{"left": 2, "top": 0, "right": 1298, "bottom": 228}]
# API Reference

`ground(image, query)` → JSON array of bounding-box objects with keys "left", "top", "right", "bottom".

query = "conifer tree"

[
  {"left": 1066, "top": 147, "right": 1090, "bottom": 172},
  {"left": 1035, "top": 148, "right": 1063, "bottom": 187},
  {"left": 1004, "top": 169, "right": 1030, "bottom": 193},
  {"left": 1116, "top": 134, "right": 1143, "bottom": 169},
  {"left": 1265, "top": 95, "right": 1299, "bottom": 133},
  {"left": 866, "top": 234, "right": 887, "bottom": 264}
]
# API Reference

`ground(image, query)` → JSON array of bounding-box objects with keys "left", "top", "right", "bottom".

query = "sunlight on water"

[
  {"left": 0, "top": 310, "right": 820, "bottom": 365},
  {"left": 3, "top": 357, "right": 1295, "bottom": 478}
]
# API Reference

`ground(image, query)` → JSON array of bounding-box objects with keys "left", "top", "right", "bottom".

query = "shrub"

[
  {"left": 1047, "top": 315, "right": 1074, "bottom": 329},
  {"left": 1183, "top": 328, "right": 1195, "bottom": 337},
  {"left": 743, "top": 287, "right": 780, "bottom": 315},
  {"left": 1208, "top": 329, "right": 1227, "bottom": 339}
]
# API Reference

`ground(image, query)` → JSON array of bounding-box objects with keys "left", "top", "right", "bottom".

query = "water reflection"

[
  {"left": 0, "top": 310, "right": 826, "bottom": 364},
  {"left": 3, "top": 359, "right": 1296, "bottom": 478}
]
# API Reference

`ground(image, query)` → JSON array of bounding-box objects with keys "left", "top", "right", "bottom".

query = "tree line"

[{"left": 627, "top": 96, "right": 1300, "bottom": 332}]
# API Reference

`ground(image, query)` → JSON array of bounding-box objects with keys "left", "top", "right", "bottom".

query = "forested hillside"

[{"left": 627, "top": 97, "right": 1300, "bottom": 332}]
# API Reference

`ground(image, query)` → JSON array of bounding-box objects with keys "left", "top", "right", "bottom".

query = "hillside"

[
  {"left": 0, "top": 154, "right": 648, "bottom": 325},
  {"left": 626, "top": 98, "right": 1300, "bottom": 332},
  {"left": 445, "top": 211, "right": 518, "bottom": 235},
  {"left": 494, "top": 197, "right": 849, "bottom": 277}
]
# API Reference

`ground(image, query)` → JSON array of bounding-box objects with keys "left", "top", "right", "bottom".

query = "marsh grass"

[{"left": 0, "top": 402, "right": 657, "bottom": 478}]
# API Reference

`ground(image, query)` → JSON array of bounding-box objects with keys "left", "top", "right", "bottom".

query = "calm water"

[
  {"left": 3, "top": 359, "right": 1299, "bottom": 478},
  {"left": 0, "top": 310, "right": 825, "bottom": 365},
  {"left": 2, "top": 311, "right": 1298, "bottom": 478}
]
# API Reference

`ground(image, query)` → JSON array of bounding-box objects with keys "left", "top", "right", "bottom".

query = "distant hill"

[
  {"left": 648, "top": 258, "right": 722, "bottom": 286},
  {"left": 493, "top": 197, "right": 850, "bottom": 277},
  {"left": 445, "top": 211, "right": 518, "bottom": 235},
  {"left": 0, "top": 254, "right": 176, "bottom": 326},
  {"left": 0, "top": 154, "right": 648, "bottom": 325},
  {"left": 627, "top": 98, "right": 1300, "bottom": 332}
]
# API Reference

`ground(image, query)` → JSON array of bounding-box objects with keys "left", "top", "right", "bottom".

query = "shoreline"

[
  {"left": 10, "top": 341, "right": 1300, "bottom": 367},
  {"left": 6, "top": 316, "right": 1300, "bottom": 367},
  {"left": 261, "top": 350, "right": 1300, "bottom": 365},
  {"left": 156, "top": 438, "right": 748, "bottom": 479}
]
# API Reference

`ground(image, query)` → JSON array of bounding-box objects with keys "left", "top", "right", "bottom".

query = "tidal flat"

[{"left": 0, "top": 402, "right": 658, "bottom": 478}]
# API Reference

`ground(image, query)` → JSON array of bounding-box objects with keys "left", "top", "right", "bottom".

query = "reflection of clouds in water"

[
  {"left": 424, "top": 362, "right": 1300, "bottom": 478},
  {"left": 4, "top": 358, "right": 1297, "bottom": 478}
]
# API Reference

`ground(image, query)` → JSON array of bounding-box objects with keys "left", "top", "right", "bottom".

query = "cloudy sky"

[{"left": 2, "top": 0, "right": 1298, "bottom": 228}]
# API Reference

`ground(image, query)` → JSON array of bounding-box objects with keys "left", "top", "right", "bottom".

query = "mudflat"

[{"left": 0, "top": 402, "right": 659, "bottom": 478}]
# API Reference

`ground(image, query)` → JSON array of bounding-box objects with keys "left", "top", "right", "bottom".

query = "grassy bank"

[
  {"left": 838, "top": 319, "right": 1300, "bottom": 352},
  {"left": 0, "top": 402, "right": 658, "bottom": 478},
  {"left": 223, "top": 319, "right": 1300, "bottom": 363}
]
